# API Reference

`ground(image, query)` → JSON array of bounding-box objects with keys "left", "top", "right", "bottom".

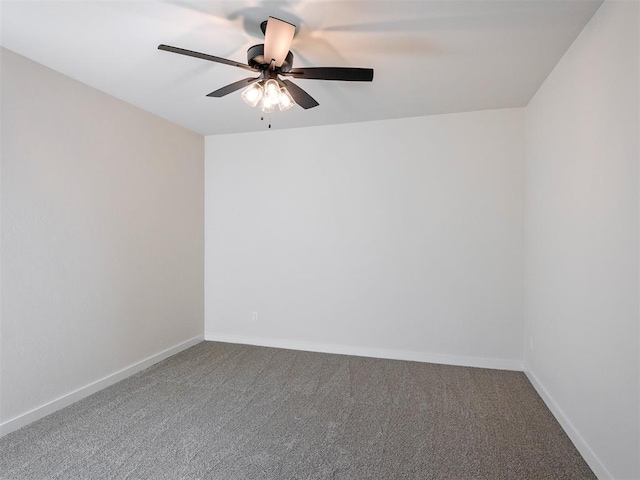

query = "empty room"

[{"left": 1, "top": 0, "right": 638, "bottom": 479}]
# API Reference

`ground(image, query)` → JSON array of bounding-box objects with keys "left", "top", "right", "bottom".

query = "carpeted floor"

[{"left": 0, "top": 341, "right": 595, "bottom": 479}]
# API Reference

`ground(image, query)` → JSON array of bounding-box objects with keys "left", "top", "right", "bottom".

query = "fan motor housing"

[{"left": 247, "top": 44, "right": 293, "bottom": 72}]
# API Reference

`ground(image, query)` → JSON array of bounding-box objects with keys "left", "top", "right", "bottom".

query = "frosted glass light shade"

[
  {"left": 260, "top": 79, "right": 280, "bottom": 112},
  {"left": 241, "top": 82, "right": 263, "bottom": 107},
  {"left": 278, "top": 87, "right": 296, "bottom": 111},
  {"left": 263, "top": 80, "right": 279, "bottom": 104}
]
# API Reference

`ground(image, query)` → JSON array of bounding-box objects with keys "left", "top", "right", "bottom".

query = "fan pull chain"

[{"left": 259, "top": 114, "right": 272, "bottom": 129}]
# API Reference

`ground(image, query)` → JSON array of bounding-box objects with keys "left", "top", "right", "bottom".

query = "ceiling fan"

[{"left": 158, "top": 16, "right": 374, "bottom": 112}]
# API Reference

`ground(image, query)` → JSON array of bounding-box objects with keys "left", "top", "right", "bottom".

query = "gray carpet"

[{"left": 0, "top": 341, "right": 595, "bottom": 479}]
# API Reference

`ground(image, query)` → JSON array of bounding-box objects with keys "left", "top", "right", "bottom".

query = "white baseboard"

[
  {"left": 0, "top": 334, "right": 204, "bottom": 438},
  {"left": 524, "top": 364, "right": 611, "bottom": 480},
  {"left": 204, "top": 332, "right": 524, "bottom": 371}
]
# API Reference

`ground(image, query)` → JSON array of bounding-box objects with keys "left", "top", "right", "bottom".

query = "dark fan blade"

[
  {"left": 263, "top": 17, "right": 296, "bottom": 68},
  {"left": 158, "top": 44, "right": 255, "bottom": 72},
  {"left": 281, "top": 79, "right": 319, "bottom": 109},
  {"left": 207, "top": 77, "right": 260, "bottom": 97},
  {"left": 283, "top": 67, "right": 374, "bottom": 82}
]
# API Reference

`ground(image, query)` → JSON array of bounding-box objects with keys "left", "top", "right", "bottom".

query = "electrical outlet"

[{"left": 251, "top": 311, "right": 258, "bottom": 322}]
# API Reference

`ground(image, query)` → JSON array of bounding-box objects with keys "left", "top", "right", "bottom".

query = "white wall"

[
  {"left": 205, "top": 109, "right": 524, "bottom": 368},
  {"left": 524, "top": 2, "right": 639, "bottom": 479},
  {"left": 0, "top": 49, "right": 204, "bottom": 427}
]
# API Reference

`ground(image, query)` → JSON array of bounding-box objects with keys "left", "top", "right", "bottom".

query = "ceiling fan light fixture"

[
  {"left": 241, "top": 82, "right": 263, "bottom": 107},
  {"left": 243, "top": 79, "right": 295, "bottom": 113}
]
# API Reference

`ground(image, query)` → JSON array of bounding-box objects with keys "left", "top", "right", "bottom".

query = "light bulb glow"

[
  {"left": 259, "top": 97, "right": 276, "bottom": 113},
  {"left": 241, "top": 82, "right": 263, "bottom": 107},
  {"left": 263, "top": 79, "right": 280, "bottom": 104},
  {"left": 259, "top": 79, "right": 281, "bottom": 112}
]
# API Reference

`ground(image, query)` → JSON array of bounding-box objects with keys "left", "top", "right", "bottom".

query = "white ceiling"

[{"left": 1, "top": 0, "right": 602, "bottom": 136}]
